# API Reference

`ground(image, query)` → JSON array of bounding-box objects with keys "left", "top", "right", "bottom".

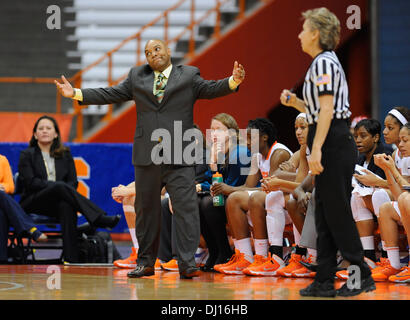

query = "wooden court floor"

[{"left": 0, "top": 264, "right": 409, "bottom": 300}]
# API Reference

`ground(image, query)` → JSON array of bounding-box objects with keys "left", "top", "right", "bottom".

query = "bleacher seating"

[
  {"left": 0, "top": 0, "right": 78, "bottom": 115},
  {"left": 64, "top": 0, "right": 238, "bottom": 115},
  {"left": 0, "top": 0, "right": 255, "bottom": 138}
]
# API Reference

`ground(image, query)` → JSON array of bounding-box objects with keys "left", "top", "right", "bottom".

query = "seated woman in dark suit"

[{"left": 18, "top": 115, "right": 120, "bottom": 263}]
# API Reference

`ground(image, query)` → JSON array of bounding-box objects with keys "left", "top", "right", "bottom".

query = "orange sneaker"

[
  {"left": 243, "top": 255, "right": 269, "bottom": 276},
  {"left": 364, "top": 257, "right": 377, "bottom": 270},
  {"left": 336, "top": 269, "right": 349, "bottom": 280},
  {"left": 389, "top": 266, "right": 410, "bottom": 283},
  {"left": 372, "top": 257, "right": 390, "bottom": 272},
  {"left": 371, "top": 260, "right": 401, "bottom": 282},
  {"left": 221, "top": 252, "right": 252, "bottom": 275},
  {"left": 161, "top": 259, "right": 179, "bottom": 271},
  {"left": 243, "top": 253, "right": 285, "bottom": 276},
  {"left": 336, "top": 257, "right": 380, "bottom": 280},
  {"left": 292, "top": 255, "right": 316, "bottom": 278},
  {"left": 214, "top": 249, "right": 240, "bottom": 273},
  {"left": 154, "top": 258, "right": 162, "bottom": 270},
  {"left": 276, "top": 253, "right": 304, "bottom": 277},
  {"left": 113, "top": 247, "right": 138, "bottom": 269},
  {"left": 292, "top": 265, "right": 316, "bottom": 278}
]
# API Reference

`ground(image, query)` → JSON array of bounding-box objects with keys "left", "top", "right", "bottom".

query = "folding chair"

[{"left": 7, "top": 173, "right": 64, "bottom": 264}]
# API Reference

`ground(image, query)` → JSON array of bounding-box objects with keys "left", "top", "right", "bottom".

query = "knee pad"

[
  {"left": 265, "top": 191, "right": 285, "bottom": 217},
  {"left": 266, "top": 209, "right": 286, "bottom": 246},
  {"left": 351, "top": 193, "right": 373, "bottom": 222},
  {"left": 372, "top": 189, "right": 390, "bottom": 218}
]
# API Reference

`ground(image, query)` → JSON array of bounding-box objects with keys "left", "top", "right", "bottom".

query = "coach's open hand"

[
  {"left": 232, "top": 61, "right": 245, "bottom": 84},
  {"left": 54, "top": 75, "right": 74, "bottom": 98}
]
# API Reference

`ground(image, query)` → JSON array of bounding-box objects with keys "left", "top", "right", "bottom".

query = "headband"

[
  {"left": 388, "top": 109, "right": 408, "bottom": 126},
  {"left": 296, "top": 113, "right": 307, "bottom": 120}
]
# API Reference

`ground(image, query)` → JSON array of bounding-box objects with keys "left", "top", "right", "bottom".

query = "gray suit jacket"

[{"left": 80, "top": 64, "right": 236, "bottom": 166}]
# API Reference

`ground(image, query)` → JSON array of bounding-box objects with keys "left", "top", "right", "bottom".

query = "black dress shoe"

[
  {"left": 200, "top": 257, "right": 218, "bottom": 272},
  {"left": 94, "top": 214, "right": 121, "bottom": 230},
  {"left": 300, "top": 280, "right": 336, "bottom": 297},
  {"left": 127, "top": 265, "right": 155, "bottom": 278},
  {"left": 200, "top": 264, "right": 215, "bottom": 272},
  {"left": 180, "top": 267, "right": 201, "bottom": 279},
  {"left": 337, "top": 274, "right": 376, "bottom": 297}
]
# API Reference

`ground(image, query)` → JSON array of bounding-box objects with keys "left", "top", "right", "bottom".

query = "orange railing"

[{"left": 0, "top": 0, "right": 257, "bottom": 141}]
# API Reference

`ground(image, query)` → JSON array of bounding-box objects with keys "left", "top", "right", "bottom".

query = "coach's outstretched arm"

[{"left": 54, "top": 61, "right": 245, "bottom": 100}]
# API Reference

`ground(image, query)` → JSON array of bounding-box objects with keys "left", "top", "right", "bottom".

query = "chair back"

[{"left": 13, "top": 172, "right": 24, "bottom": 195}]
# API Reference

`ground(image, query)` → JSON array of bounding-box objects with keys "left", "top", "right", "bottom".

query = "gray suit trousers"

[{"left": 134, "top": 164, "right": 199, "bottom": 272}]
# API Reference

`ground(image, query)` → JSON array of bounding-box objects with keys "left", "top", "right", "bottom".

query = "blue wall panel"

[
  {"left": 378, "top": 0, "right": 410, "bottom": 121},
  {"left": 0, "top": 143, "right": 134, "bottom": 233}
]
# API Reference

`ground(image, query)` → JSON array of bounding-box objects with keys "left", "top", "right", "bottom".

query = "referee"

[{"left": 280, "top": 7, "right": 375, "bottom": 297}]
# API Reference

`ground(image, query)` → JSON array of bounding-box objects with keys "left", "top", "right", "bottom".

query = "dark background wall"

[
  {"left": 378, "top": 0, "right": 410, "bottom": 122},
  {"left": 0, "top": 0, "right": 78, "bottom": 113}
]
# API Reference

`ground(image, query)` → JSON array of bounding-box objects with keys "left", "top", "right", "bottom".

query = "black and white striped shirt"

[{"left": 302, "top": 50, "right": 351, "bottom": 125}]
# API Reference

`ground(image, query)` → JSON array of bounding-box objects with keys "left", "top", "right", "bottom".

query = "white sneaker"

[{"left": 195, "top": 248, "right": 209, "bottom": 267}]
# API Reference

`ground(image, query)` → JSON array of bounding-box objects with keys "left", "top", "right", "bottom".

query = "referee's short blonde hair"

[{"left": 302, "top": 7, "right": 340, "bottom": 51}]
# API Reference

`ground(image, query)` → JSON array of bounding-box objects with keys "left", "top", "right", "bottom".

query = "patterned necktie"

[{"left": 154, "top": 73, "right": 167, "bottom": 103}]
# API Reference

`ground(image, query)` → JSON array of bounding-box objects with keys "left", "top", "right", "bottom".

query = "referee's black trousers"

[{"left": 308, "top": 119, "right": 371, "bottom": 282}]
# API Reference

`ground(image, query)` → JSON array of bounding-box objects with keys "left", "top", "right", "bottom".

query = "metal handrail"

[{"left": 0, "top": 0, "right": 250, "bottom": 141}]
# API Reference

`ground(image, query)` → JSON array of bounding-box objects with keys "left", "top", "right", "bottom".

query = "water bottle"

[{"left": 212, "top": 172, "right": 224, "bottom": 206}]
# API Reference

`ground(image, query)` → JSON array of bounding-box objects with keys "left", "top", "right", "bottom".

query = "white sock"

[
  {"left": 235, "top": 238, "right": 254, "bottom": 263},
  {"left": 254, "top": 239, "right": 269, "bottom": 258},
  {"left": 129, "top": 228, "right": 139, "bottom": 249},
  {"left": 360, "top": 236, "right": 375, "bottom": 250},
  {"left": 293, "top": 224, "right": 301, "bottom": 246},
  {"left": 307, "top": 248, "right": 317, "bottom": 259},
  {"left": 233, "top": 239, "right": 239, "bottom": 251},
  {"left": 381, "top": 240, "right": 386, "bottom": 252},
  {"left": 386, "top": 246, "right": 401, "bottom": 269},
  {"left": 372, "top": 189, "right": 390, "bottom": 217}
]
